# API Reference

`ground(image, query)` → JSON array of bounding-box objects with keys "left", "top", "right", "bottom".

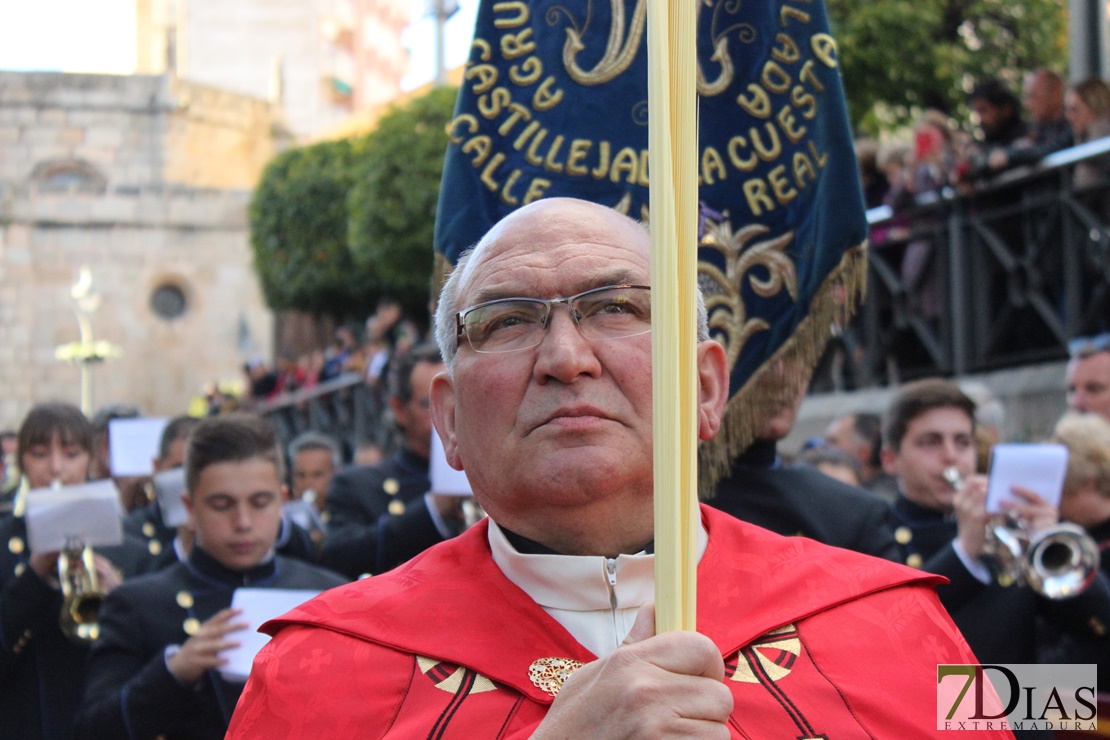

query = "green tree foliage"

[
  {"left": 827, "top": 0, "right": 1068, "bottom": 132},
  {"left": 249, "top": 138, "right": 376, "bottom": 318},
  {"left": 348, "top": 85, "right": 459, "bottom": 320}
]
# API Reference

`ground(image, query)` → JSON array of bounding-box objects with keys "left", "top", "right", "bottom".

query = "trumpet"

[
  {"left": 50, "top": 475, "right": 106, "bottom": 643},
  {"left": 944, "top": 466, "right": 1099, "bottom": 600},
  {"left": 58, "top": 535, "right": 105, "bottom": 643}
]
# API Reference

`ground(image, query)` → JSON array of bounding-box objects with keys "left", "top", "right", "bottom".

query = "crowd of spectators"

[{"left": 861, "top": 70, "right": 1110, "bottom": 218}]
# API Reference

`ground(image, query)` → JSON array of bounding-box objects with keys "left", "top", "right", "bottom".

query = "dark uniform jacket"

[
  {"left": 320, "top": 447, "right": 444, "bottom": 578},
  {"left": 0, "top": 514, "right": 152, "bottom": 740},
  {"left": 887, "top": 494, "right": 1110, "bottom": 738},
  {"left": 705, "top": 439, "right": 900, "bottom": 561},
  {"left": 126, "top": 501, "right": 321, "bottom": 571},
  {"left": 75, "top": 547, "right": 346, "bottom": 740}
]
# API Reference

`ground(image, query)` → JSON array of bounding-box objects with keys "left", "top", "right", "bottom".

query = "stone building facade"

[
  {"left": 135, "top": 0, "right": 413, "bottom": 138},
  {"left": 0, "top": 71, "right": 286, "bottom": 427}
]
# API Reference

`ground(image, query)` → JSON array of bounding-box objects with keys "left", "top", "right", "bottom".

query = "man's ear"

[
  {"left": 181, "top": 492, "right": 195, "bottom": 526},
  {"left": 430, "top": 371, "right": 462, "bottom": 470},
  {"left": 880, "top": 446, "right": 899, "bottom": 476},
  {"left": 388, "top": 395, "right": 408, "bottom": 430},
  {"left": 696, "top": 340, "right": 730, "bottom": 441}
]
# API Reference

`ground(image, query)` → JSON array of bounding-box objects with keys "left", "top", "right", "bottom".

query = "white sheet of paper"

[
  {"left": 24, "top": 480, "right": 124, "bottom": 552},
  {"left": 109, "top": 418, "right": 167, "bottom": 476},
  {"left": 985, "top": 443, "right": 1069, "bottom": 513},
  {"left": 221, "top": 588, "right": 322, "bottom": 682},
  {"left": 429, "top": 429, "right": 472, "bottom": 496},
  {"left": 152, "top": 468, "right": 189, "bottom": 528}
]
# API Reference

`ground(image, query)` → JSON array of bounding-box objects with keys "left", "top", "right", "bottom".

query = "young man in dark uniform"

[
  {"left": 75, "top": 413, "right": 345, "bottom": 740},
  {"left": 321, "top": 343, "right": 458, "bottom": 577}
]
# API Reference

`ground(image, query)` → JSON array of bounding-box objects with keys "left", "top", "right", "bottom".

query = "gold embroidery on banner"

[
  {"left": 698, "top": 220, "right": 798, "bottom": 371},
  {"left": 557, "top": 0, "right": 647, "bottom": 86},
  {"left": 528, "top": 656, "right": 583, "bottom": 696}
]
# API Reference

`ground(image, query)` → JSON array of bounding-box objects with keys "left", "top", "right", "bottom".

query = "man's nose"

[
  {"left": 233, "top": 506, "right": 252, "bottom": 530},
  {"left": 532, "top": 308, "right": 602, "bottom": 383}
]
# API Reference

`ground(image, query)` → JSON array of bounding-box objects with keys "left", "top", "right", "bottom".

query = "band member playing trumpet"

[
  {"left": 75, "top": 413, "right": 345, "bottom": 740},
  {"left": 881, "top": 380, "right": 1110, "bottom": 728},
  {"left": 0, "top": 402, "right": 148, "bottom": 740}
]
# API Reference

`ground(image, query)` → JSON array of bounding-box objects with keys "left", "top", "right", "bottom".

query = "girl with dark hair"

[{"left": 0, "top": 402, "right": 145, "bottom": 739}]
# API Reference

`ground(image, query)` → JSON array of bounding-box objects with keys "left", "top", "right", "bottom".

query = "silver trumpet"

[{"left": 944, "top": 466, "right": 1099, "bottom": 600}]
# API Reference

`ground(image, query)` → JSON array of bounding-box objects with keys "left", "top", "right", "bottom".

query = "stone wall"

[{"left": 0, "top": 71, "right": 278, "bottom": 428}]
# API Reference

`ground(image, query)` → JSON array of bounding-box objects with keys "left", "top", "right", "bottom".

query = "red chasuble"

[{"left": 227, "top": 506, "right": 1012, "bottom": 739}]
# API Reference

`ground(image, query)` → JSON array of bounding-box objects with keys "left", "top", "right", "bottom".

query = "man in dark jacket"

[
  {"left": 320, "top": 343, "right": 461, "bottom": 578},
  {"left": 706, "top": 388, "right": 899, "bottom": 561},
  {"left": 76, "top": 414, "right": 345, "bottom": 740}
]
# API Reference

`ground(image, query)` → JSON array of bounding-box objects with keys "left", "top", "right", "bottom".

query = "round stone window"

[{"left": 150, "top": 283, "right": 187, "bottom": 320}]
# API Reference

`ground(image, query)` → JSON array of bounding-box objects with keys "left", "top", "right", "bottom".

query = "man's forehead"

[
  {"left": 459, "top": 200, "right": 649, "bottom": 297},
  {"left": 909, "top": 406, "right": 973, "bottom": 433}
]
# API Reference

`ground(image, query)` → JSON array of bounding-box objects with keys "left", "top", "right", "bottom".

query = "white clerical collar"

[{"left": 486, "top": 517, "right": 709, "bottom": 612}]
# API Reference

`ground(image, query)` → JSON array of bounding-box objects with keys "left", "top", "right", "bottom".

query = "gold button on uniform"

[
  {"left": 383, "top": 478, "right": 400, "bottom": 496},
  {"left": 149, "top": 540, "right": 162, "bottom": 556},
  {"left": 894, "top": 527, "right": 912, "bottom": 545},
  {"left": 14, "top": 563, "right": 25, "bottom": 577},
  {"left": 176, "top": 591, "right": 194, "bottom": 609},
  {"left": 142, "top": 522, "right": 156, "bottom": 538},
  {"left": 906, "top": 553, "right": 923, "bottom": 569},
  {"left": 183, "top": 618, "right": 201, "bottom": 636},
  {"left": 8, "top": 536, "right": 24, "bottom": 554},
  {"left": 388, "top": 500, "right": 406, "bottom": 515}
]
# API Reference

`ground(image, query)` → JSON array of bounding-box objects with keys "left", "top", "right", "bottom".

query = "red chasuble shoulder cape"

[{"left": 227, "top": 505, "right": 1010, "bottom": 739}]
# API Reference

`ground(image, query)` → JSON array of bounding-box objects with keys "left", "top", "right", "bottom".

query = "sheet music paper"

[
  {"left": 221, "top": 588, "right": 323, "bottom": 682},
  {"left": 24, "top": 479, "right": 124, "bottom": 552},
  {"left": 108, "top": 417, "right": 167, "bottom": 476},
  {"left": 985, "top": 443, "right": 1068, "bottom": 513},
  {"left": 430, "top": 429, "right": 472, "bottom": 496},
  {"left": 152, "top": 468, "right": 189, "bottom": 528}
]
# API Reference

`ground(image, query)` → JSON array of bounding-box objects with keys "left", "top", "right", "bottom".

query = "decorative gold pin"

[
  {"left": 8, "top": 536, "right": 24, "bottom": 555},
  {"left": 894, "top": 526, "right": 913, "bottom": 545},
  {"left": 183, "top": 618, "right": 201, "bottom": 636},
  {"left": 528, "top": 657, "right": 583, "bottom": 697},
  {"left": 388, "top": 500, "right": 406, "bottom": 515},
  {"left": 176, "top": 591, "right": 195, "bottom": 609},
  {"left": 383, "top": 478, "right": 400, "bottom": 496}
]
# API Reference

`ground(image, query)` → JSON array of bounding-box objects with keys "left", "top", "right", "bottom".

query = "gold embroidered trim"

[{"left": 528, "top": 657, "right": 583, "bottom": 697}]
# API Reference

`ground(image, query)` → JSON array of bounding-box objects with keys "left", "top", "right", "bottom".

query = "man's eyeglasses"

[{"left": 456, "top": 285, "right": 651, "bottom": 354}]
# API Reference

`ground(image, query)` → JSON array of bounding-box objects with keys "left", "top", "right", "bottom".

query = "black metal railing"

[
  {"left": 849, "top": 137, "right": 1110, "bottom": 388},
  {"left": 253, "top": 139, "right": 1110, "bottom": 435},
  {"left": 251, "top": 372, "right": 389, "bottom": 460}
]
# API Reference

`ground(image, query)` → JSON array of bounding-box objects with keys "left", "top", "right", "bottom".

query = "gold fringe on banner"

[{"left": 698, "top": 239, "right": 870, "bottom": 498}]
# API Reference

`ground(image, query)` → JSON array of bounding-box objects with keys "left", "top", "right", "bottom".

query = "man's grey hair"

[
  {"left": 288, "top": 431, "right": 341, "bottom": 469},
  {"left": 434, "top": 218, "right": 711, "bottom": 373}
]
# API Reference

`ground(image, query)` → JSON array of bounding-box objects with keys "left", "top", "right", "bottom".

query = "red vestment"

[{"left": 227, "top": 505, "right": 1011, "bottom": 738}]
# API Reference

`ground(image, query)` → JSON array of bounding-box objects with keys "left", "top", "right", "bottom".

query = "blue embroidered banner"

[{"left": 433, "top": 0, "right": 868, "bottom": 477}]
